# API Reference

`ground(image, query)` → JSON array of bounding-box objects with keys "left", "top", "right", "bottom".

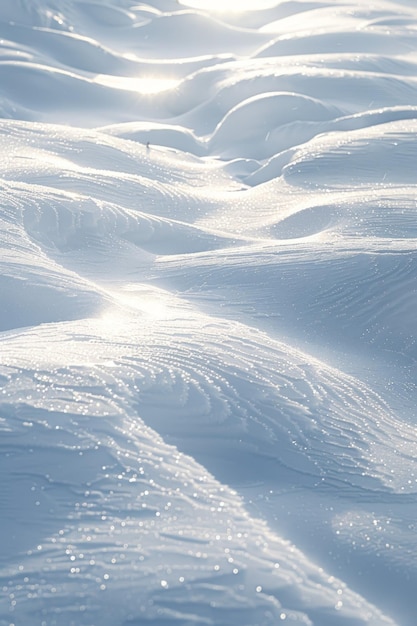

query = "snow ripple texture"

[{"left": 1, "top": 1, "right": 417, "bottom": 625}]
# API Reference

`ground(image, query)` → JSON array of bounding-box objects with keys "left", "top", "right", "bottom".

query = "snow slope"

[{"left": 1, "top": 1, "right": 417, "bottom": 625}]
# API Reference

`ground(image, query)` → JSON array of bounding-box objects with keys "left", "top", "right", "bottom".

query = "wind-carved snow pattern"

[{"left": 1, "top": 1, "right": 417, "bottom": 625}]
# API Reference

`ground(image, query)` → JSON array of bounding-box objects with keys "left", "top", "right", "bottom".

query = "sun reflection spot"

[{"left": 93, "top": 75, "right": 178, "bottom": 94}]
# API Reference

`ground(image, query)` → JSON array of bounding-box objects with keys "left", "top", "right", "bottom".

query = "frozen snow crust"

[{"left": 1, "top": 1, "right": 417, "bottom": 625}]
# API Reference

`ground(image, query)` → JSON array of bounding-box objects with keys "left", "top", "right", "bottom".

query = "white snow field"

[{"left": 1, "top": 0, "right": 417, "bottom": 624}]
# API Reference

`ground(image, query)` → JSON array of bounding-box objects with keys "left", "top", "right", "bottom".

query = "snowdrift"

[{"left": 1, "top": 1, "right": 417, "bottom": 625}]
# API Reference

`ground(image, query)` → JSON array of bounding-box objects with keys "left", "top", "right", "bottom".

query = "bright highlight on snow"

[
  {"left": 1, "top": 1, "right": 417, "bottom": 626},
  {"left": 94, "top": 75, "right": 179, "bottom": 94}
]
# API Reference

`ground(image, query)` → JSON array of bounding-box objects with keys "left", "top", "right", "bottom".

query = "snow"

[{"left": 0, "top": 1, "right": 416, "bottom": 625}]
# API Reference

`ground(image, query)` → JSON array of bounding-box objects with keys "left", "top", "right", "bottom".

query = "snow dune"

[{"left": 1, "top": 1, "right": 417, "bottom": 625}]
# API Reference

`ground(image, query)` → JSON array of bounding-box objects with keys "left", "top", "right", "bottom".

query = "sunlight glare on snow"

[
  {"left": 93, "top": 75, "right": 179, "bottom": 94},
  {"left": 100, "top": 286, "right": 194, "bottom": 328}
]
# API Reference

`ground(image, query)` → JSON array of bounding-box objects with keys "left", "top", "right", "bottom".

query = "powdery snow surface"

[{"left": 1, "top": 1, "right": 417, "bottom": 625}]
